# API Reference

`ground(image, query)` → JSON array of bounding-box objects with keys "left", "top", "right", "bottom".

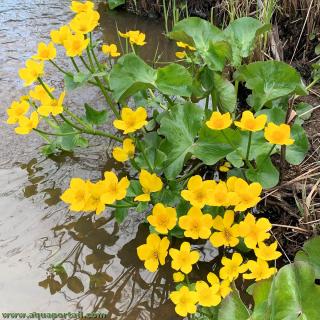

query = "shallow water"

[{"left": 0, "top": 1, "right": 193, "bottom": 318}]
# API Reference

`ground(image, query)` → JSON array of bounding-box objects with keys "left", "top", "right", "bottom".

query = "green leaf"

[
  {"left": 211, "top": 73, "right": 236, "bottom": 112},
  {"left": 55, "top": 123, "right": 87, "bottom": 152},
  {"left": 295, "top": 236, "right": 320, "bottom": 279},
  {"left": 158, "top": 103, "right": 204, "bottom": 180},
  {"left": 218, "top": 292, "right": 250, "bottom": 320},
  {"left": 67, "top": 276, "right": 84, "bottom": 294},
  {"left": 256, "top": 107, "right": 286, "bottom": 124},
  {"left": 235, "top": 61, "right": 307, "bottom": 110},
  {"left": 169, "top": 17, "right": 230, "bottom": 71},
  {"left": 267, "top": 261, "right": 320, "bottom": 320},
  {"left": 226, "top": 150, "right": 244, "bottom": 168},
  {"left": 114, "top": 203, "right": 129, "bottom": 223},
  {"left": 109, "top": 53, "right": 156, "bottom": 102},
  {"left": 193, "top": 127, "right": 241, "bottom": 165},
  {"left": 64, "top": 74, "right": 83, "bottom": 91},
  {"left": 126, "top": 180, "right": 143, "bottom": 197},
  {"left": 246, "top": 154, "right": 279, "bottom": 188},
  {"left": 286, "top": 124, "right": 309, "bottom": 165},
  {"left": 108, "top": 0, "right": 125, "bottom": 9},
  {"left": 224, "top": 17, "right": 271, "bottom": 66},
  {"left": 155, "top": 63, "right": 193, "bottom": 97},
  {"left": 315, "top": 44, "right": 320, "bottom": 55},
  {"left": 84, "top": 103, "right": 108, "bottom": 125},
  {"left": 295, "top": 102, "right": 313, "bottom": 120},
  {"left": 73, "top": 71, "right": 91, "bottom": 84}
]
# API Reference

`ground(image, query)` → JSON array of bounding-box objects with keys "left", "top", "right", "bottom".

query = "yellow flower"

[
  {"left": 170, "top": 286, "right": 198, "bottom": 317},
  {"left": 254, "top": 241, "right": 282, "bottom": 261},
  {"left": 219, "top": 161, "right": 232, "bottom": 172},
  {"left": 179, "top": 207, "right": 213, "bottom": 239},
  {"left": 207, "top": 273, "right": 231, "bottom": 298},
  {"left": 33, "top": 42, "right": 56, "bottom": 61},
  {"left": 70, "top": 1, "right": 94, "bottom": 13},
  {"left": 173, "top": 272, "right": 185, "bottom": 282},
  {"left": 29, "top": 84, "right": 54, "bottom": 101},
  {"left": 119, "top": 30, "right": 146, "bottom": 46},
  {"left": 219, "top": 253, "right": 248, "bottom": 281},
  {"left": 195, "top": 281, "right": 221, "bottom": 307},
  {"left": 175, "top": 51, "right": 187, "bottom": 59},
  {"left": 229, "top": 177, "right": 262, "bottom": 212},
  {"left": 243, "top": 259, "right": 276, "bottom": 281},
  {"left": 210, "top": 210, "right": 240, "bottom": 248},
  {"left": 137, "top": 233, "right": 170, "bottom": 272},
  {"left": 100, "top": 171, "right": 129, "bottom": 205},
  {"left": 60, "top": 178, "right": 90, "bottom": 211},
  {"left": 207, "top": 181, "right": 239, "bottom": 207},
  {"left": 50, "top": 26, "right": 72, "bottom": 45},
  {"left": 63, "top": 33, "right": 89, "bottom": 57},
  {"left": 234, "top": 111, "right": 267, "bottom": 132},
  {"left": 147, "top": 203, "right": 177, "bottom": 234},
  {"left": 181, "top": 175, "right": 216, "bottom": 209},
  {"left": 176, "top": 41, "right": 196, "bottom": 51},
  {"left": 238, "top": 213, "right": 272, "bottom": 249},
  {"left": 18, "top": 59, "right": 44, "bottom": 86},
  {"left": 83, "top": 181, "right": 107, "bottom": 215},
  {"left": 264, "top": 122, "right": 294, "bottom": 145},
  {"left": 37, "top": 91, "right": 65, "bottom": 117},
  {"left": 169, "top": 242, "right": 199, "bottom": 274},
  {"left": 15, "top": 111, "right": 39, "bottom": 135},
  {"left": 113, "top": 107, "right": 148, "bottom": 134},
  {"left": 206, "top": 111, "right": 232, "bottom": 130},
  {"left": 69, "top": 10, "right": 100, "bottom": 34},
  {"left": 134, "top": 169, "right": 163, "bottom": 202},
  {"left": 6, "top": 100, "right": 30, "bottom": 124},
  {"left": 112, "top": 138, "right": 135, "bottom": 162},
  {"left": 102, "top": 44, "right": 120, "bottom": 57}
]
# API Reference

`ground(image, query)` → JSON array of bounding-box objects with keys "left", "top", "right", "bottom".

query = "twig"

[{"left": 272, "top": 223, "right": 310, "bottom": 233}]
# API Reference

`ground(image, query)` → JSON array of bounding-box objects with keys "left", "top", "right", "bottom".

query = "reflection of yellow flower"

[
  {"left": 219, "top": 253, "right": 247, "bottom": 281},
  {"left": 179, "top": 207, "right": 213, "bottom": 240},
  {"left": 176, "top": 41, "right": 196, "bottom": 51},
  {"left": 170, "top": 286, "right": 198, "bottom": 317},
  {"left": 169, "top": 242, "right": 199, "bottom": 274},
  {"left": 113, "top": 107, "right": 148, "bottom": 134},
  {"left": 63, "top": 33, "right": 89, "bottom": 57},
  {"left": 264, "top": 122, "right": 294, "bottom": 145},
  {"left": 100, "top": 171, "right": 129, "bottom": 205},
  {"left": 29, "top": 84, "right": 54, "bottom": 101},
  {"left": 206, "top": 111, "right": 232, "bottom": 130},
  {"left": 6, "top": 100, "right": 30, "bottom": 124},
  {"left": 15, "top": 111, "right": 39, "bottom": 135},
  {"left": 84, "top": 181, "right": 107, "bottom": 215},
  {"left": 119, "top": 30, "right": 146, "bottom": 46},
  {"left": 102, "top": 44, "right": 120, "bottom": 57},
  {"left": 227, "top": 177, "right": 262, "bottom": 212},
  {"left": 243, "top": 259, "right": 276, "bottom": 281},
  {"left": 147, "top": 203, "right": 177, "bottom": 234},
  {"left": 173, "top": 272, "right": 185, "bottom": 282},
  {"left": 112, "top": 138, "right": 135, "bottom": 162},
  {"left": 70, "top": 1, "right": 94, "bottom": 13},
  {"left": 195, "top": 281, "right": 221, "bottom": 307},
  {"left": 254, "top": 241, "right": 281, "bottom": 261},
  {"left": 37, "top": 91, "right": 65, "bottom": 117},
  {"left": 234, "top": 111, "right": 267, "bottom": 132},
  {"left": 50, "top": 26, "right": 72, "bottom": 45},
  {"left": 61, "top": 178, "right": 90, "bottom": 211},
  {"left": 134, "top": 169, "right": 163, "bottom": 202},
  {"left": 207, "top": 272, "right": 231, "bottom": 298},
  {"left": 181, "top": 175, "right": 216, "bottom": 209},
  {"left": 137, "top": 233, "right": 170, "bottom": 272},
  {"left": 210, "top": 210, "right": 239, "bottom": 248},
  {"left": 238, "top": 213, "right": 271, "bottom": 249},
  {"left": 33, "top": 42, "right": 56, "bottom": 61},
  {"left": 19, "top": 59, "right": 44, "bottom": 86},
  {"left": 69, "top": 10, "right": 100, "bottom": 34},
  {"left": 175, "top": 51, "right": 186, "bottom": 59}
]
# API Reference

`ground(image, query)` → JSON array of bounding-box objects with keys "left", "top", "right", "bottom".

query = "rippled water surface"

[{"left": 0, "top": 1, "right": 216, "bottom": 318}]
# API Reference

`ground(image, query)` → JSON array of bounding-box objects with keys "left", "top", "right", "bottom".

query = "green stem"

[
  {"left": 176, "top": 163, "right": 203, "bottom": 182},
  {"left": 306, "top": 77, "right": 320, "bottom": 91},
  {"left": 163, "top": 94, "right": 174, "bottom": 106},
  {"left": 106, "top": 203, "right": 136, "bottom": 209},
  {"left": 49, "top": 60, "right": 69, "bottom": 75},
  {"left": 70, "top": 57, "right": 80, "bottom": 72},
  {"left": 34, "top": 130, "right": 51, "bottom": 143},
  {"left": 34, "top": 128, "right": 80, "bottom": 136},
  {"left": 235, "top": 80, "right": 239, "bottom": 97},
  {"left": 80, "top": 56, "right": 93, "bottom": 73},
  {"left": 245, "top": 131, "right": 252, "bottom": 164},
  {"left": 135, "top": 137, "right": 153, "bottom": 172},
  {"left": 86, "top": 47, "right": 95, "bottom": 71},
  {"left": 264, "top": 144, "right": 276, "bottom": 161},
  {"left": 37, "top": 77, "right": 54, "bottom": 99}
]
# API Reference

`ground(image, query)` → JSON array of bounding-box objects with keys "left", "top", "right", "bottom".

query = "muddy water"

[{"left": 0, "top": 1, "right": 199, "bottom": 319}]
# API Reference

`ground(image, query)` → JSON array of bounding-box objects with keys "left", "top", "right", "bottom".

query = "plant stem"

[
  {"left": 245, "top": 131, "right": 252, "bottom": 163},
  {"left": 86, "top": 47, "right": 95, "bottom": 71},
  {"left": 135, "top": 137, "right": 153, "bottom": 172},
  {"left": 80, "top": 56, "right": 93, "bottom": 73},
  {"left": 70, "top": 57, "right": 80, "bottom": 72},
  {"left": 176, "top": 163, "right": 203, "bottom": 182},
  {"left": 49, "top": 60, "right": 69, "bottom": 75},
  {"left": 306, "top": 77, "right": 320, "bottom": 91},
  {"left": 34, "top": 128, "right": 80, "bottom": 136},
  {"left": 264, "top": 144, "right": 276, "bottom": 162}
]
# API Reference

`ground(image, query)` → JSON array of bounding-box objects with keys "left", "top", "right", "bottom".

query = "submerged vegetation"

[{"left": 5, "top": 0, "right": 320, "bottom": 319}]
